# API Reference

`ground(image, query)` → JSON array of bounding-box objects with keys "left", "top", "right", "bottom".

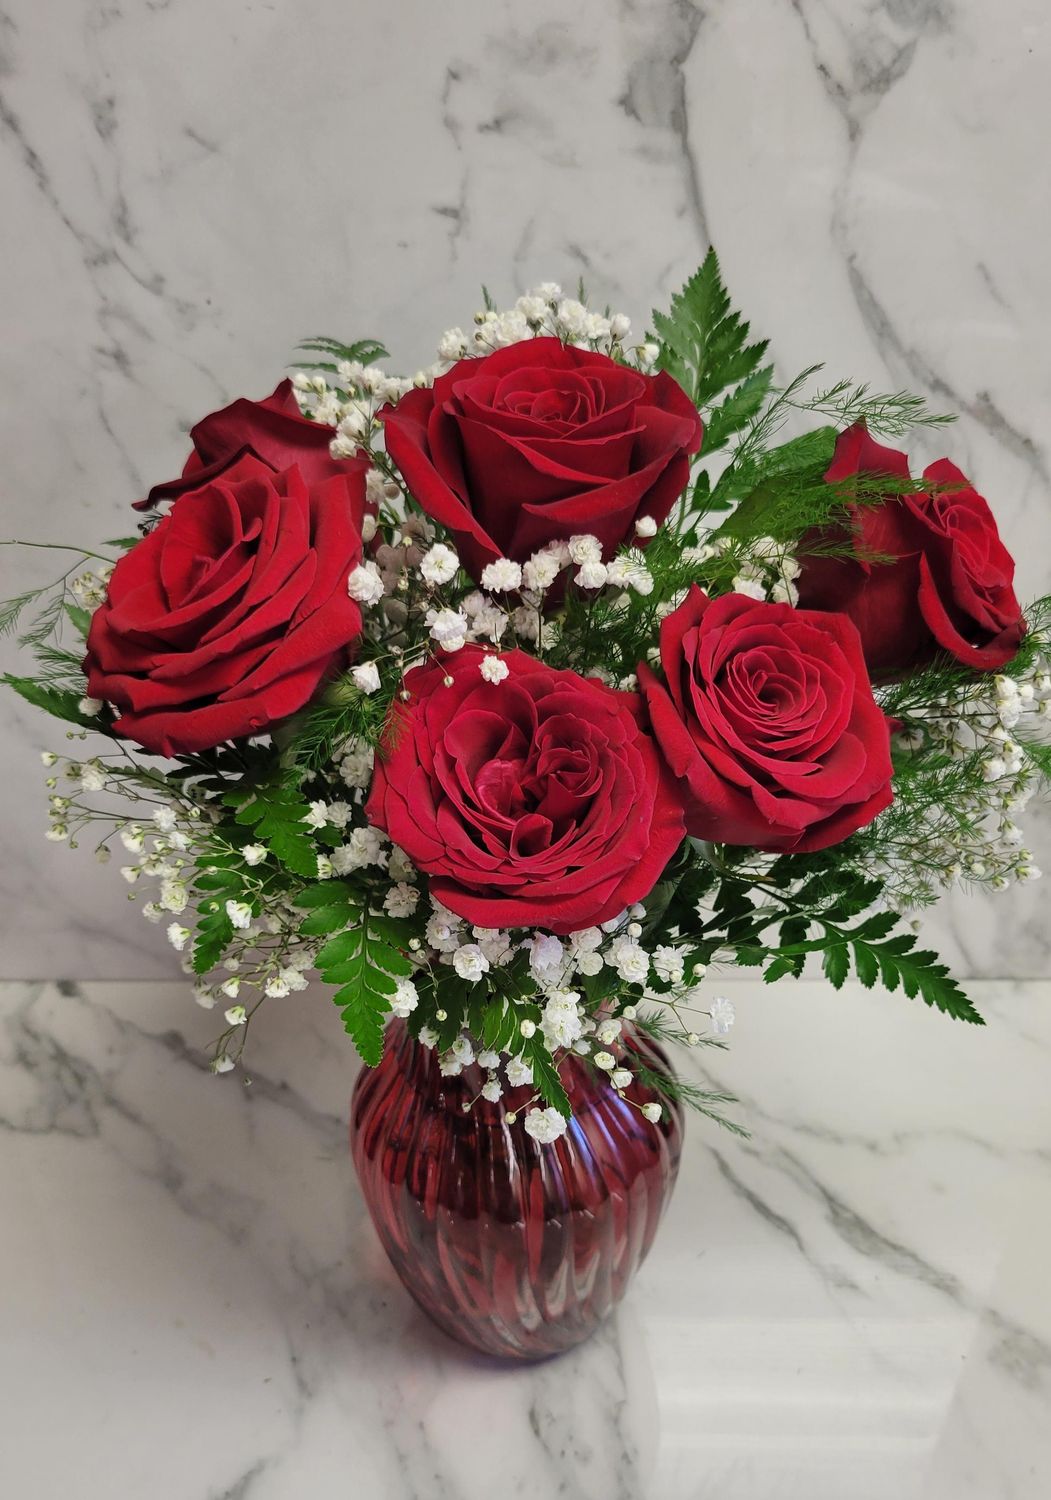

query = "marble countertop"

[{"left": 2, "top": 975, "right": 1050, "bottom": 1499}]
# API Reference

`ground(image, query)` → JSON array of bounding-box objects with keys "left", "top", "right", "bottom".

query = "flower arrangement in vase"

[{"left": 5, "top": 253, "right": 1047, "bottom": 1357}]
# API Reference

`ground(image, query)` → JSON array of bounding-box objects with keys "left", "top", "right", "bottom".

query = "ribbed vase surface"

[{"left": 351, "top": 1018, "right": 684, "bottom": 1359}]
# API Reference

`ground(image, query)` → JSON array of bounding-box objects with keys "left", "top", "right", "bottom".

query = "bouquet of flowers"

[{"left": 6, "top": 253, "right": 1048, "bottom": 1143}]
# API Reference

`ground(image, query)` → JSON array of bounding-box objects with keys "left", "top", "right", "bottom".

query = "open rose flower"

[
  {"left": 86, "top": 454, "right": 368, "bottom": 756},
  {"left": 639, "top": 587, "right": 893, "bottom": 853},
  {"left": 366, "top": 647, "right": 685, "bottom": 932},
  {"left": 381, "top": 338, "right": 702, "bottom": 580},
  {"left": 797, "top": 422, "right": 1024, "bottom": 676},
  {"left": 135, "top": 379, "right": 364, "bottom": 511}
]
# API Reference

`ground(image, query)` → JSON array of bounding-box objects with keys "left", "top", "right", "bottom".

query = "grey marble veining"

[
  {"left": 1, "top": 0, "right": 1049, "bottom": 977},
  {"left": 2, "top": 974, "right": 1050, "bottom": 1497}
]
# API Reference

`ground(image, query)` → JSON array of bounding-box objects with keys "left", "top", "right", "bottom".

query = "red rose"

[
  {"left": 86, "top": 455, "right": 367, "bottom": 756},
  {"left": 135, "top": 379, "right": 364, "bottom": 511},
  {"left": 797, "top": 422, "right": 1024, "bottom": 675},
  {"left": 639, "top": 587, "right": 893, "bottom": 853},
  {"left": 381, "top": 339, "right": 702, "bottom": 580},
  {"left": 366, "top": 647, "right": 685, "bottom": 933}
]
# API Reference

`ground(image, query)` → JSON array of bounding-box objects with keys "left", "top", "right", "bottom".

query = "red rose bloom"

[
  {"left": 366, "top": 647, "right": 685, "bottom": 933},
  {"left": 639, "top": 587, "right": 893, "bottom": 853},
  {"left": 381, "top": 339, "right": 702, "bottom": 580},
  {"left": 86, "top": 455, "right": 367, "bottom": 756},
  {"left": 135, "top": 379, "right": 364, "bottom": 511},
  {"left": 797, "top": 422, "right": 1024, "bottom": 675}
]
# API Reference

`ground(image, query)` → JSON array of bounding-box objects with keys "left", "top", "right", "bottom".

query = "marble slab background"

[{"left": 1, "top": 0, "right": 1049, "bottom": 978}]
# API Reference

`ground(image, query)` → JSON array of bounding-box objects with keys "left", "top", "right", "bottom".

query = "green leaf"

[
  {"left": 296, "top": 337, "right": 389, "bottom": 366},
  {"left": 226, "top": 778, "right": 318, "bottom": 878},
  {"left": 64, "top": 603, "right": 93, "bottom": 637},
  {"left": 703, "top": 366, "right": 775, "bottom": 452},
  {"left": 192, "top": 904, "right": 235, "bottom": 975},
  {"left": 522, "top": 1037, "right": 571, "bottom": 1117},
  {"left": 822, "top": 943, "right": 850, "bottom": 989},
  {"left": 333, "top": 982, "right": 389, "bottom": 1066},
  {"left": 299, "top": 905, "right": 352, "bottom": 936},
  {"left": 852, "top": 941, "right": 879, "bottom": 988},
  {"left": 650, "top": 248, "right": 769, "bottom": 413},
  {"left": 3, "top": 674, "right": 94, "bottom": 727},
  {"left": 763, "top": 955, "right": 798, "bottom": 983}
]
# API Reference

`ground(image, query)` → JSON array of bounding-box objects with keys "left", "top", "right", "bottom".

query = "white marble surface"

[
  {"left": 2, "top": 0, "right": 1050, "bottom": 977},
  {"left": 2, "top": 974, "right": 1050, "bottom": 1498}
]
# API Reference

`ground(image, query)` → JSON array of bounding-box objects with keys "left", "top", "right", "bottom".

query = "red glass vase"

[{"left": 350, "top": 1019, "right": 684, "bottom": 1360}]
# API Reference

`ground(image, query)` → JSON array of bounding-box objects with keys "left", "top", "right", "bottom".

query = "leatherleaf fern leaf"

[{"left": 293, "top": 882, "right": 415, "bottom": 1065}]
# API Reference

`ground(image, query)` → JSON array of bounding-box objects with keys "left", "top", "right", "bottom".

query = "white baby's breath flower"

[
  {"left": 541, "top": 990, "right": 584, "bottom": 1049},
  {"left": 426, "top": 912, "right": 462, "bottom": 953},
  {"left": 477, "top": 1049, "right": 501, "bottom": 1070},
  {"left": 303, "top": 801, "right": 329, "bottom": 831},
  {"left": 390, "top": 978, "right": 419, "bottom": 1018},
  {"left": 387, "top": 846, "right": 417, "bottom": 883},
  {"left": 575, "top": 561, "right": 608, "bottom": 590},
  {"left": 224, "top": 1004, "right": 247, "bottom": 1027},
  {"left": 384, "top": 882, "right": 419, "bottom": 918},
  {"left": 609, "top": 313, "right": 631, "bottom": 341},
  {"left": 438, "top": 327, "right": 469, "bottom": 361},
  {"left": 610, "top": 1068, "right": 633, "bottom": 1090},
  {"left": 427, "top": 607, "right": 470, "bottom": 653},
  {"left": 159, "top": 879, "right": 188, "bottom": 914},
  {"left": 225, "top": 900, "right": 254, "bottom": 930},
  {"left": 480, "top": 654, "right": 509, "bottom": 684},
  {"left": 504, "top": 1055, "right": 534, "bottom": 1088},
  {"left": 529, "top": 932, "right": 565, "bottom": 984},
  {"left": 152, "top": 805, "right": 177, "bottom": 833},
  {"left": 511, "top": 605, "right": 540, "bottom": 642},
  {"left": 473, "top": 927, "right": 514, "bottom": 965},
  {"left": 595, "top": 1018, "right": 622, "bottom": 1046},
  {"left": 481, "top": 1078, "right": 503, "bottom": 1103},
  {"left": 480, "top": 558, "right": 523, "bottom": 592},
  {"left": 653, "top": 944, "right": 686, "bottom": 985},
  {"left": 523, "top": 1106, "right": 568, "bottom": 1144},
  {"left": 732, "top": 575, "right": 768, "bottom": 602},
  {"left": 243, "top": 844, "right": 267, "bottom": 866},
  {"left": 608, "top": 937, "right": 649, "bottom": 985},
  {"left": 641, "top": 1102, "right": 663, "bottom": 1124},
  {"left": 420, "top": 542, "right": 460, "bottom": 585},
  {"left": 219, "top": 977, "right": 241, "bottom": 1000},
  {"left": 594, "top": 1051, "right": 616, "bottom": 1071},
  {"left": 339, "top": 743, "right": 374, "bottom": 789},
  {"left": 451, "top": 1034, "right": 475, "bottom": 1066},
  {"left": 347, "top": 562, "right": 385, "bottom": 605},
  {"left": 418, "top": 1026, "right": 439, "bottom": 1049},
  {"left": 351, "top": 661, "right": 381, "bottom": 695},
  {"left": 76, "top": 760, "right": 105, "bottom": 792},
  {"left": 522, "top": 550, "right": 562, "bottom": 592},
  {"left": 78, "top": 696, "right": 103, "bottom": 717},
  {"left": 212, "top": 1054, "right": 235, "bottom": 1074},
  {"left": 634, "top": 514, "right": 658, "bottom": 538},
  {"left": 555, "top": 299, "right": 588, "bottom": 338},
  {"left": 166, "top": 923, "right": 190, "bottom": 952},
  {"left": 330, "top": 827, "right": 388, "bottom": 874},
  {"left": 567, "top": 534, "right": 602, "bottom": 566},
  {"left": 452, "top": 943, "right": 490, "bottom": 982}
]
